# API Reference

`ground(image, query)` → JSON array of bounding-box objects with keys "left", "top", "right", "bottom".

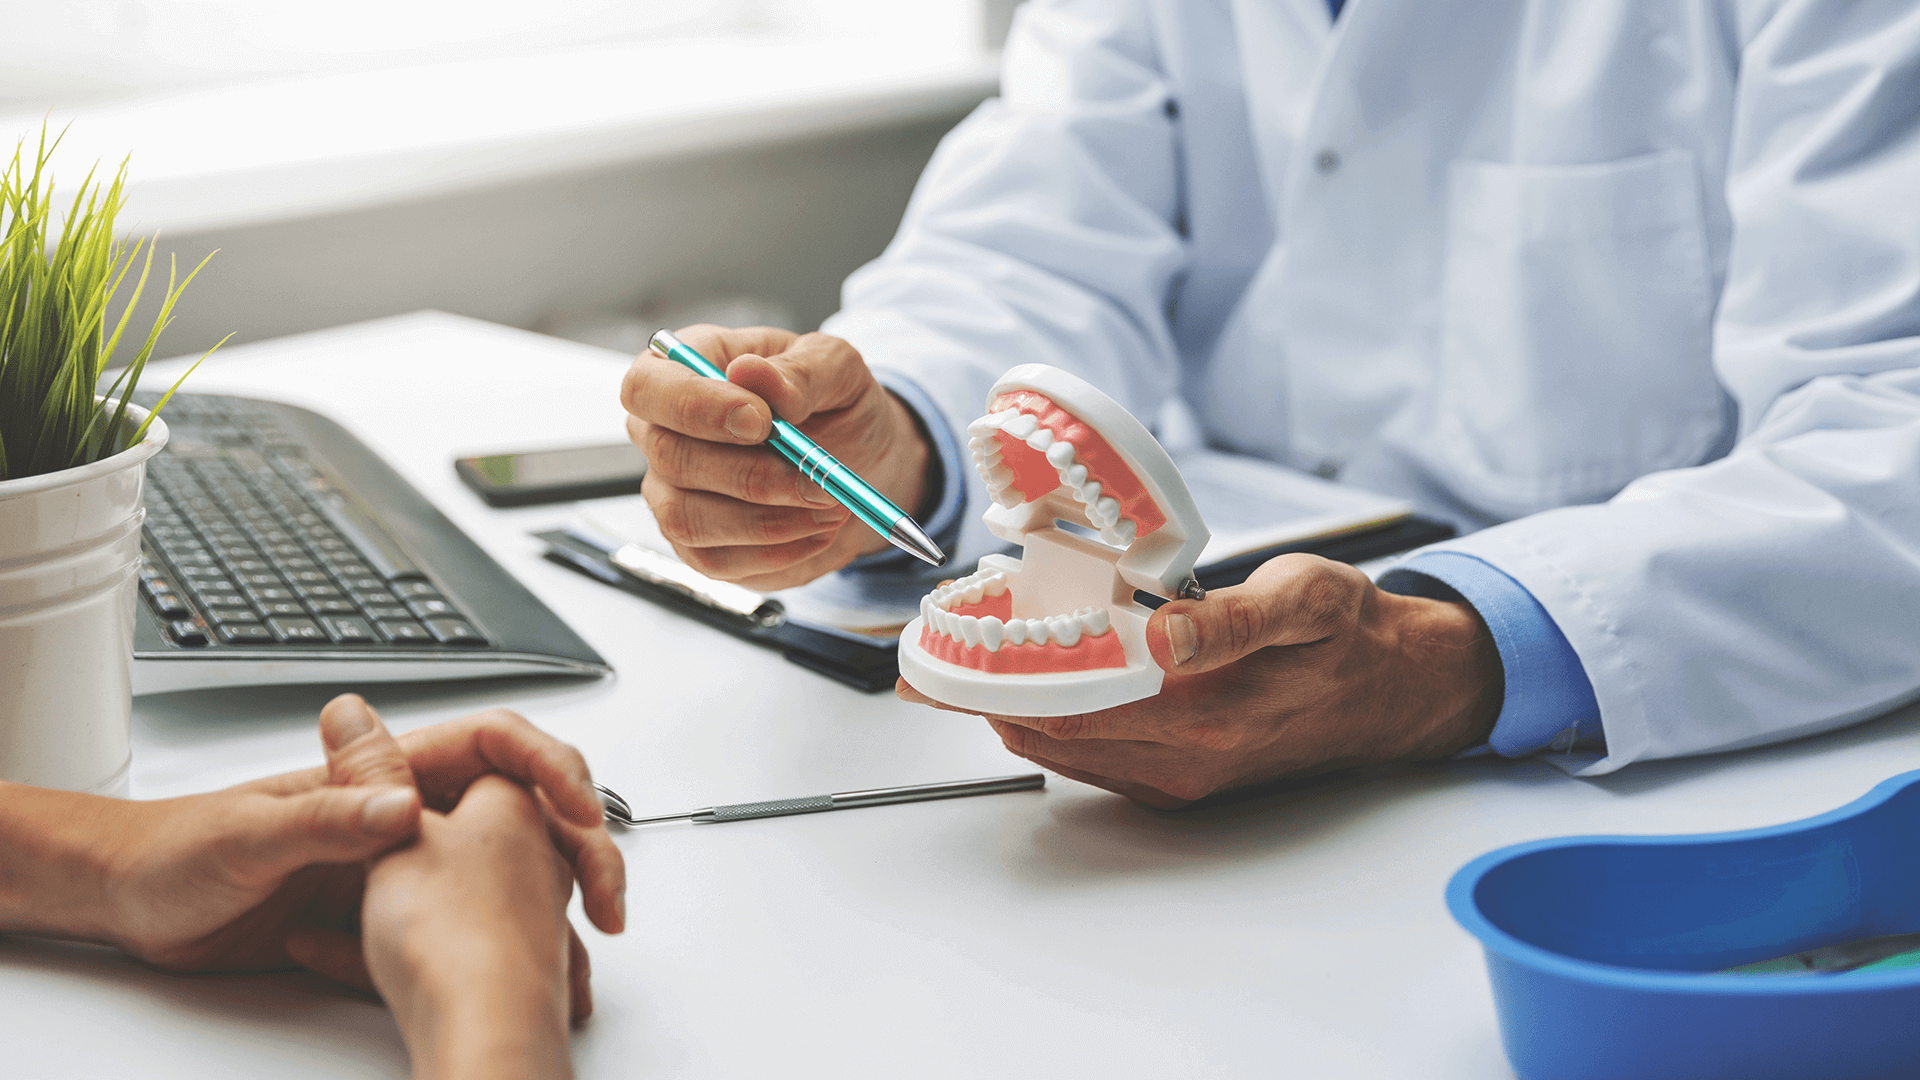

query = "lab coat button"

[{"left": 1315, "top": 149, "right": 1341, "bottom": 174}]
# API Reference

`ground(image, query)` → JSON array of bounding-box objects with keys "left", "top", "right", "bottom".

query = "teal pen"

[{"left": 648, "top": 329, "right": 947, "bottom": 567}]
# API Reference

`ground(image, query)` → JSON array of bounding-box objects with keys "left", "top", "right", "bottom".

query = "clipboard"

[
  {"left": 535, "top": 515, "right": 1456, "bottom": 694},
  {"left": 536, "top": 529, "right": 902, "bottom": 692}
]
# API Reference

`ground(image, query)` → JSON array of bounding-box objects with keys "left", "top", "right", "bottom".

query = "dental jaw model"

[{"left": 898, "top": 365, "right": 1209, "bottom": 717}]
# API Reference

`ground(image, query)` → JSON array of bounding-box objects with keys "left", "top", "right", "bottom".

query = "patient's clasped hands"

[{"left": 0, "top": 694, "right": 624, "bottom": 1080}]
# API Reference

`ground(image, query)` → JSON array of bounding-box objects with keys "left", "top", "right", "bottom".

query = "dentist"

[{"left": 622, "top": 0, "right": 1920, "bottom": 805}]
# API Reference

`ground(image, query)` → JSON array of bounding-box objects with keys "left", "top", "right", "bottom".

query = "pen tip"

[{"left": 887, "top": 517, "right": 947, "bottom": 568}]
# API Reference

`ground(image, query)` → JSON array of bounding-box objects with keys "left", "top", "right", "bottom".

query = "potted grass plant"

[{"left": 0, "top": 127, "right": 221, "bottom": 794}]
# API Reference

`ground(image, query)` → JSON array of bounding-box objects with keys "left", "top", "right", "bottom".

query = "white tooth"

[
  {"left": 1002, "top": 413, "right": 1038, "bottom": 439},
  {"left": 1111, "top": 518, "right": 1137, "bottom": 545},
  {"left": 968, "top": 436, "right": 991, "bottom": 455},
  {"left": 1087, "top": 504, "right": 1112, "bottom": 528},
  {"left": 1100, "top": 527, "right": 1124, "bottom": 547},
  {"left": 1063, "top": 464, "right": 1088, "bottom": 488},
  {"left": 1025, "top": 618, "right": 1049, "bottom": 646},
  {"left": 994, "top": 490, "right": 1022, "bottom": 508},
  {"left": 967, "top": 416, "right": 1001, "bottom": 437},
  {"left": 959, "top": 615, "right": 982, "bottom": 647},
  {"left": 980, "top": 617, "right": 1005, "bottom": 652},
  {"left": 1077, "top": 481, "right": 1102, "bottom": 505},
  {"left": 1046, "top": 441, "right": 1075, "bottom": 468},
  {"left": 921, "top": 596, "right": 934, "bottom": 622},
  {"left": 1004, "top": 618, "right": 1027, "bottom": 646},
  {"left": 985, "top": 472, "right": 1010, "bottom": 493},
  {"left": 963, "top": 580, "right": 986, "bottom": 605},
  {"left": 1048, "top": 615, "right": 1082, "bottom": 647},
  {"left": 1082, "top": 607, "right": 1110, "bottom": 635},
  {"left": 1096, "top": 496, "right": 1121, "bottom": 523},
  {"left": 1025, "top": 428, "right": 1054, "bottom": 452},
  {"left": 929, "top": 607, "right": 949, "bottom": 636},
  {"left": 983, "top": 573, "right": 1008, "bottom": 596}
]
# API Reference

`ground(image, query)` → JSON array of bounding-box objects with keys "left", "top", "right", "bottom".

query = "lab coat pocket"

[{"left": 1436, "top": 150, "right": 1723, "bottom": 516}]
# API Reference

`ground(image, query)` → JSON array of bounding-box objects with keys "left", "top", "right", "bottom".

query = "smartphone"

[{"left": 454, "top": 443, "right": 649, "bottom": 508}]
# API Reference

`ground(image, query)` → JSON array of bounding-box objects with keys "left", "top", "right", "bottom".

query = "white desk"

[{"left": 7, "top": 311, "right": 1920, "bottom": 1078}]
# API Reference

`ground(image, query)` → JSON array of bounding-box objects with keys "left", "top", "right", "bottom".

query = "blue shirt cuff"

[
  {"left": 842, "top": 372, "right": 967, "bottom": 572},
  {"left": 1378, "top": 551, "right": 1602, "bottom": 758}
]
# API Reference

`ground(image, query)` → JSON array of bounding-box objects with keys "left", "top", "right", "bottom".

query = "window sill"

[{"left": 3, "top": 36, "right": 998, "bottom": 236}]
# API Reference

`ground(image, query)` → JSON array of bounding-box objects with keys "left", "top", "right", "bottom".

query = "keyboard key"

[
  {"left": 394, "top": 581, "right": 441, "bottom": 599},
  {"left": 247, "top": 586, "right": 296, "bottom": 603},
  {"left": 178, "top": 563, "right": 229, "bottom": 579},
  {"left": 166, "top": 620, "right": 210, "bottom": 647},
  {"left": 320, "top": 615, "right": 376, "bottom": 643},
  {"left": 407, "top": 598, "right": 459, "bottom": 619},
  {"left": 143, "top": 586, "right": 191, "bottom": 619},
  {"left": 266, "top": 616, "right": 328, "bottom": 643},
  {"left": 309, "top": 489, "right": 423, "bottom": 580},
  {"left": 297, "top": 584, "right": 343, "bottom": 599},
  {"left": 307, "top": 598, "right": 358, "bottom": 614},
  {"left": 217, "top": 623, "right": 276, "bottom": 644},
  {"left": 424, "top": 618, "right": 485, "bottom": 645},
  {"left": 205, "top": 607, "right": 262, "bottom": 625},
  {"left": 195, "top": 590, "right": 248, "bottom": 610},
  {"left": 354, "top": 589, "right": 399, "bottom": 606},
  {"left": 342, "top": 576, "right": 386, "bottom": 593},
  {"left": 377, "top": 620, "right": 433, "bottom": 643},
  {"left": 256, "top": 599, "right": 307, "bottom": 617},
  {"left": 363, "top": 604, "right": 411, "bottom": 621},
  {"left": 238, "top": 571, "right": 284, "bottom": 588},
  {"left": 286, "top": 569, "right": 333, "bottom": 587}
]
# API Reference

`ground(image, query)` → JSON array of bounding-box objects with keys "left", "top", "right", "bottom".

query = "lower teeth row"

[{"left": 921, "top": 602, "right": 1111, "bottom": 651}]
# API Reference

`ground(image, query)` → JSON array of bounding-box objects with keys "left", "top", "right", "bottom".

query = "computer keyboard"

[{"left": 132, "top": 391, "right": 609, "bottom": 694}]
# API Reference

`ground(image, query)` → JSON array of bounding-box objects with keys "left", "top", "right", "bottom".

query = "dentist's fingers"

[
  {"left": 632, "top": 417, "right": 837, "bottom": 508},
  {"left": 645, "top": 481, "right": 848, "bottom": 550},
  {"left": 1146, "top": 554, "right": 1371, "bottom": 674},
  {"left": 619, "top": 324, "right": 801, "bottom": 445},
  {"left": 722, "top": 332, "right": 880, "bottom": 426}
]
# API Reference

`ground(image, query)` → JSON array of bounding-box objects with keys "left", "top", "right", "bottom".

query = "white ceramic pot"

[{"left": 0, "top": 405, "right": 167, "bottom": 795}]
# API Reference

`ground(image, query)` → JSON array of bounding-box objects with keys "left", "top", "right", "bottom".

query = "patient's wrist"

[
  {"left": 396, "top": 939, "right": 570, "bottom": 1080},
  {"left": 0, "top": 783, "right": 123, "bottom": 945}
]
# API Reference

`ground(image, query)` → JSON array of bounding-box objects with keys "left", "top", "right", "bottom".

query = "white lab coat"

[{"left": 821, "top": 0, "right": 1920, "bottom": 775}]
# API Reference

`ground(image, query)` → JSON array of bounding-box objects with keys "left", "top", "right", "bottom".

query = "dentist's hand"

[
  {"left": 898, "top": 554, "right": 1504, "bottom": 808},
  {"left": 621, "top": 325, "right": 935, "bottom": 590}
]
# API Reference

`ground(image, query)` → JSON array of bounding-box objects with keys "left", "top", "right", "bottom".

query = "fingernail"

[
  {"left": 615, "top": 883, "right": 627, "bottom": 926},
  {"left": 361, "top": 787, "right": 417, "bottom": 835},
  {"left": 323, "top": 695, "right": 376, "bottom": 749},
  {"left": 812, "top": 507, "right": 846, "bottom": 524},
  {"left": 800, "top": 479, "right": 834, "bottom": 507},
  {"left": 724, "top": 405, "right": 761, "bottom": 441},
  {"left": 1167, "top": 613, "right": 1199, "bottom": 665}
]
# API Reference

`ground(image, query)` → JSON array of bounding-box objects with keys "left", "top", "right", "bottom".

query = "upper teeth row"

[
  {"left": 929, "top": 569, "right": 1009, "bottom": 610},
  {"left": 966, "top": 409, "right": 1137, "bottom": 548},
  {"left": 920, "top": 601, "right": 1112, "bottom": 651}
]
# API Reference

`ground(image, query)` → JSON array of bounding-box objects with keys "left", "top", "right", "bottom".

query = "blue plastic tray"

[{"left": 1449, "top": 770, "right": 1920, "bottom": 1080}]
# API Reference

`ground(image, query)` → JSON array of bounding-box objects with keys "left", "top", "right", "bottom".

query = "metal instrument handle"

[
  {"left": 696, "top": 795, "right": 836, "bottom": 823},
  {"left": 831, "top": 773, "right": 1045, "bottom": 808}
]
